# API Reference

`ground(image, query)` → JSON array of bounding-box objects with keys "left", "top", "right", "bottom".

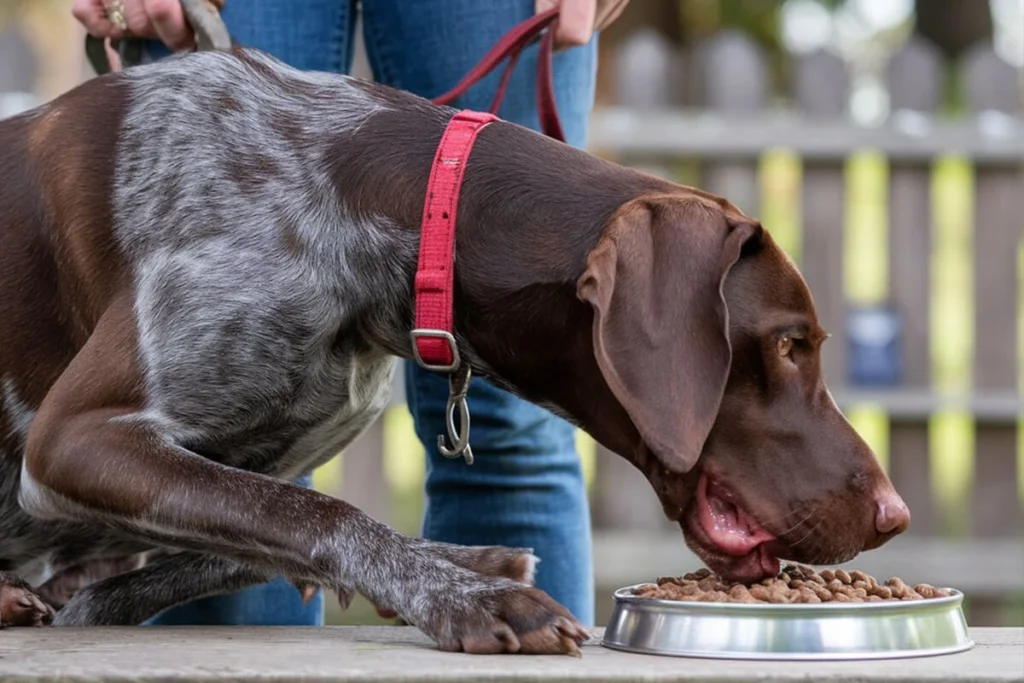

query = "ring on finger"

[{"left": 103, "top": 1, "right": 129, "bottom": 32}]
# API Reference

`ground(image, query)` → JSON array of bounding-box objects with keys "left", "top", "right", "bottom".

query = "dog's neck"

[{"left": 326, "top": 93, "right": 668, "bottom": 454}]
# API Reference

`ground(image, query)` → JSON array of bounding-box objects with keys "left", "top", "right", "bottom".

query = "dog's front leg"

[{"left": 22, "top": 295, "right": 587, "bottom": 654}]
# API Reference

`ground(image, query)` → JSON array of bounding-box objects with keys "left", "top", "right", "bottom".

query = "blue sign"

[{"left": 846, "top": 306, "right": 902, "bottom": 387}]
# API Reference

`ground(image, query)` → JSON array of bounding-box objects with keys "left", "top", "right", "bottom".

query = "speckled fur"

[
  {"left": 0, "top": 48, "right": 585, "bottom": 652},
  {"left": 114, "top": 49, "right": 404, "bottom": 478}
]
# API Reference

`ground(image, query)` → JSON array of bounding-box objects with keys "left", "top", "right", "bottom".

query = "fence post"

[
  {"left": 692, "top": 30, "right": 767, "bottom": 215},
  {"left": 610, "top": 27, "right": 681, "bottom": 180},
  {"left": 793, "top": 49, "right": 850, "bottom": 387},
  {"left": 964, "top": 41, "right": 1023, "bottom": 626},
  {"left": 884, "top": 37, "right": 944, "bottom": 536},
  {"left": 614, "top": 27, "right": 683, "bottom": 110},
  {"left": 338, "top": 417, "right": 391, "bottom": 526}
]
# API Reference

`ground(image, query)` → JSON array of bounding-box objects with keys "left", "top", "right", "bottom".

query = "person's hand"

[
  {"left": 72, "top": 0, "right": 223, "bottom": 51},
  {"left": 535, "top": 0, "right": 630, "bottom": 50}
]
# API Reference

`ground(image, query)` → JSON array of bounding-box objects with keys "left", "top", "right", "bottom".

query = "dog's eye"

[{"left": 778, "top": 336, "right": 794, "bottom": 357}]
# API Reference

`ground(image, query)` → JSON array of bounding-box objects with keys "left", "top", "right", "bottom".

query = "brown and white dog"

[{"left": 0, "top": 46, "right": 909, "bottom": 654}]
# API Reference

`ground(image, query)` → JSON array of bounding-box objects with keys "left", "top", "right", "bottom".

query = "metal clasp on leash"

[
  {"left": 410, "top": 329, "right": 474, "bottom": 465},
  {"left": 438, "top": 363, "right": 474, "bottom": 465}
]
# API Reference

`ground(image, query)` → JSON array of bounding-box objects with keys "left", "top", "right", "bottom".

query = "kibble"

[{"left": 633, "top": 565, "right": 952, "bottom": 604}]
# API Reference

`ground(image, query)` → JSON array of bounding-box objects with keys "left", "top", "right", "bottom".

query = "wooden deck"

[{"left": 1, "top": 627, "right": 1020, "bottom": 682}]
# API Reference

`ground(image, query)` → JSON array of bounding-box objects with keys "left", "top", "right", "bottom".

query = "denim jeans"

[{"left": 146, "top": 0, "right": 596, "bottom": 627}]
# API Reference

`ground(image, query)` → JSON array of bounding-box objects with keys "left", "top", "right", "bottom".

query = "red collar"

[
  {"left": 411, "top": 8, "right": 563, "bottom": 372},
  {"left": 410, "top": 110, "right": 497, "bottom": 372},
  {"left": 409, "top": 8, "right": 564, "bottom": 464}
]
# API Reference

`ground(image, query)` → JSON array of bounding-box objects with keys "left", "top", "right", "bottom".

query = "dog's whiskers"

[
  {"left": 774, "top": 507, "right": 815, "bottom": 539},
  {"left": 751, "top": 504, "right": 812, "bottom": 539},
  {"left": 788, "top": 518, "right": 824, "bottom": 551}
]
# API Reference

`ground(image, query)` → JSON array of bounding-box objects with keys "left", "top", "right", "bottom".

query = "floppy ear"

[{"left": 577, "top": 195, "right": 762, "bottom": 473}]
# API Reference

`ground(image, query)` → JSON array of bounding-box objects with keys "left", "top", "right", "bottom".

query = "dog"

[{"left": 0, "top": 46, "right": 909, "bottom": 654}]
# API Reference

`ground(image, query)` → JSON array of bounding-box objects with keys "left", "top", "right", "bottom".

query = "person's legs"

[
  {"left": 145, "top": 0, "right": 355, "bottom": 72},
  {"left": 361, "top": 0, "right": 597, "bottom": 626},
  {"left": 143, "top": 0, "right": 358, "bottom": 626}
]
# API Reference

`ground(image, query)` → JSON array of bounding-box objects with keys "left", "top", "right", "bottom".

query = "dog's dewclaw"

[
  {"left": 290, "top": 580, "right": 322, "bottom": 606},
  {"left": 334, "top": 586, "right": 357, "bottom": 611}
]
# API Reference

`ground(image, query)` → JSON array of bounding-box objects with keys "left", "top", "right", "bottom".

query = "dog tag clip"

[{"left": 437, "top": 364, "right": 474, "bottom": 465}]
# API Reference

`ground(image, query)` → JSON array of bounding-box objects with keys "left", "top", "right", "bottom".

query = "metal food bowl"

[{"left": 602, "top": 584, "right": 974, "bottom": 661}]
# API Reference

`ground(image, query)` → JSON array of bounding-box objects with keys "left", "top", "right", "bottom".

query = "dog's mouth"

[{"left": 683, "top": 471, "right": 781, "bottom": 583}]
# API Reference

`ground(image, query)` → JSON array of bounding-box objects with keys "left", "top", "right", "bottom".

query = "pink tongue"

[{"left": 698, "top": 477, "right": 776, "bottom": 556}]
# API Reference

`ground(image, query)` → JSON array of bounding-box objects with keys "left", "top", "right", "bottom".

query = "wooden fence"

[{"left": 328, "top": 29, "right": 1023, "bottom": 627}]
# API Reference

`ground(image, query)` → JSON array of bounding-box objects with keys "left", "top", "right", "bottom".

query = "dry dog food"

[{"left": 634, "top": 565, "right": 952, "bottom": 604}]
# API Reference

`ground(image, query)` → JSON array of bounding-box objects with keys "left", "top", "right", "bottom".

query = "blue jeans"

[{"left": 146, "top": 0, "right": 596, "bottom": 627}]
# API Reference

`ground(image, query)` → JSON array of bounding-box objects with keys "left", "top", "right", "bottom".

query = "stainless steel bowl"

[{"left": 602, "top": 584, "right": 974, "bottom": 660}]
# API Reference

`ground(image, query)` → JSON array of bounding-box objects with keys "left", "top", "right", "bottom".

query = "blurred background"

[{"left": 1, "top": 0, "right": 1021, "bottom": 628}]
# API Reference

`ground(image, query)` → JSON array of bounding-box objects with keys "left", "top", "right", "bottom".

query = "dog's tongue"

[{"left": 697, "top": 475, "right": 777, "bottom": 556}]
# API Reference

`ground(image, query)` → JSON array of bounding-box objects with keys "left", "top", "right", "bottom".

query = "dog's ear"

[{"left": 577, "top": 195, "right": 762, "bottom": 473}]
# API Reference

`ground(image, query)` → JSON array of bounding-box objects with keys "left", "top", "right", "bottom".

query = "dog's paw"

[
  {"left": 0, "top": 572, "right": 55, "bottom": 627},
  {"left": 371, "top": 541, "right": 539, "bottom": 624},
  {"left": 417, "top": 541, "right": 538, "bottom": 584},
  {"left": 415, "top": 577, "right": 590, "bottom": 655}
]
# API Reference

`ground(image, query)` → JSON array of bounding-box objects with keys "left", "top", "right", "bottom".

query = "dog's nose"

[{"left": 874, "top": 490, "right": 911, "bottom": 535}]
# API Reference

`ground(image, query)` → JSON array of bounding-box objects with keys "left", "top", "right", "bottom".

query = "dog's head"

[{"left": 575, "top": 193, "right": 909, "bottom": 583}]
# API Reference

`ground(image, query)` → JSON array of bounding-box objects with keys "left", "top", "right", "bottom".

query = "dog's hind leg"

[
  {"left": 52, "top": 552, "right": 271, "bottom": 626},
  {"left": 0, "top": 570, "right": 55, "bottom": 627},
  {"left": 35, "top": 555, "right": 146, "bottom": 610}
]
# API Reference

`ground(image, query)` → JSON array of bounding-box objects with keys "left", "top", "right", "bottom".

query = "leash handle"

[
  {"left": 430, "top": 8, "right": 565, "bottom": 143},
  {"left": 85, "top": 4, "right": 565, "bottom": 141},
  {"left": 85, "top": 0, "right": 231, "bottom": 75},
  {"left": 181, "top": 0, "right": 232, "bottom": 52}
]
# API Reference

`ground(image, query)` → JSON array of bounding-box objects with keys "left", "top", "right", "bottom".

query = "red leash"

[
  {"left": 411, "top": 9, "right": 566, "bottom": 463},
  {"left": 430, "top": 7, "right": 565, "bottom": 142}
]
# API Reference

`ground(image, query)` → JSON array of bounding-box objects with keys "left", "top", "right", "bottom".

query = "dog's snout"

[{"left": 874, "top": 489, "right": 910, "bottom": 536}]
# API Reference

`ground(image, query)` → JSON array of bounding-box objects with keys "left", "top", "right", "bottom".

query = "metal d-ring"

[{"left": 437, "top": 363, "right": 474, "bottom": 465}]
